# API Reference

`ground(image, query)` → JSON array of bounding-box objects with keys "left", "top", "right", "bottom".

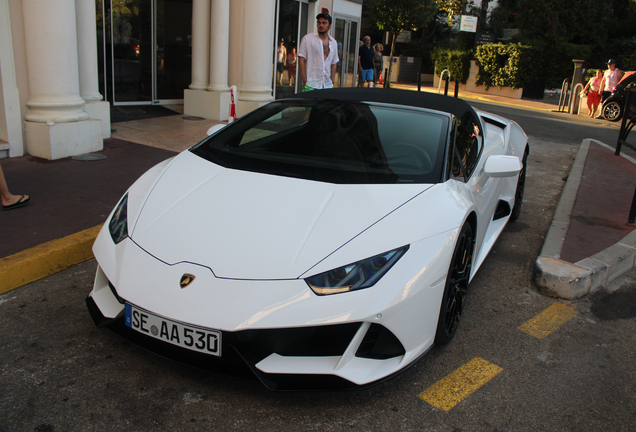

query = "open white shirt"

[{"left": 298, "top": 32, "right": 339, "bottom": 89}]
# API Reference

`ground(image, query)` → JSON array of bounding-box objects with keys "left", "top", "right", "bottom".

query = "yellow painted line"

[
  {"left": 418, "top": 357, "right": 503, "bottom": 411},
  {"left": 518, "top": 302, "right": 578, "bottom": 339},
  {"left": 0, "top": 225, "right": 102, "bottom": 295}
]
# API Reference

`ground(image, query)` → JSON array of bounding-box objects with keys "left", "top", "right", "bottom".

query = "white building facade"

[{"left": 0, "top": 0, "right": 362, "bottom": 160}]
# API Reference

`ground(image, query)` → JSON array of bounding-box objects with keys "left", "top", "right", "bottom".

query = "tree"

[
  {"left": 366, "top": 0, "right": 437, "bottom": 87},
  {"left": 435, "top": 0, "right": 470, "bottom": 24}
]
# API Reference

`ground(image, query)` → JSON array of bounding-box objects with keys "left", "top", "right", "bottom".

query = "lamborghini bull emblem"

[{"left": 180, "top": 273, "right": 196, "bottom": 289}]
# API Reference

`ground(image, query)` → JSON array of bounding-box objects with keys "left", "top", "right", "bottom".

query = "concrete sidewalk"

[{"left": 1, "top": 85, "right": 634, "bottom": 298}]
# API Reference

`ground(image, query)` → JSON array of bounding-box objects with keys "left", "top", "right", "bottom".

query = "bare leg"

[{"left": 0, "top": 165, "right": 28, "bottom": 207}]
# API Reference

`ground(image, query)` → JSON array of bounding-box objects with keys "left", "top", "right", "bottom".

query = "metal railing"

[
  {"left": 570, "top": 83, "right": 585, "bottom": 115},
  {"left": 437, "top": 69, "right": 451, "bottom": 95},
  {"left": 557, "top": 78, "right": 570, "bottom": 112}
]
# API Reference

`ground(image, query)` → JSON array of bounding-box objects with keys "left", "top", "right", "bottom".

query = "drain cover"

[
  {"left": 72, "top": 154, "right": 107, "bottom": 161},
  {"left": 183, "top": 116, "right": 205, "bottom": 120}
]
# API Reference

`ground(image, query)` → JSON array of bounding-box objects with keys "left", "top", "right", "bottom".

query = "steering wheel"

[{"left": 386, "top": 142, "right": 433, "bottom": 174}]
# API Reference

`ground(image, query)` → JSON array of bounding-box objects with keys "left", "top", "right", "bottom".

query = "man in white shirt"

[
  {"left": 298, "top": 13, "right": 339, "bottom": 91},
  {"left": 597, "top": 59, "right": 623, "bottom": 119}
]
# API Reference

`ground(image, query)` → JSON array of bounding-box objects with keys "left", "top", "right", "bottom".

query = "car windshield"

[{"left": 191, "top": 99, "right": 450, "bottom": 184}]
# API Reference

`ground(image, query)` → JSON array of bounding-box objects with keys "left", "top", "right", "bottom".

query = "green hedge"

[
  {"left": 431, "top": 48, "right": 472, "bottom": 84},
  {"left": 474, "top": 43, "right": 535, "bottom": 89}
]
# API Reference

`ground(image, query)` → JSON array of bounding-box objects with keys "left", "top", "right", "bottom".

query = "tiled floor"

[{"left": 110, "top": 104, "right": 223, "bottom": 153}]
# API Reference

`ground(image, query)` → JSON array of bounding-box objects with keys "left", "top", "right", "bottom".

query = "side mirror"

[
  {"left": 483, "top": 155, "right": 522, "bottom": 178},
  {"left": 206, "top": 123, "right": 227, "bottom": 136}
]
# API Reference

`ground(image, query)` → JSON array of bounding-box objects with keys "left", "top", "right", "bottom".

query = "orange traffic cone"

[
  {"left": 228, "top": 85, "right": 237, "bottom": 123},
  {"left": 378, "top": 74, "right": 383, "bottom": 85}
]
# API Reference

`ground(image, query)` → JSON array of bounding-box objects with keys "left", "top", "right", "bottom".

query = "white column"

[
  {"left": 22, "top": 0, "right": 88, "bottom": 123},
  {"left": 189, "top": 0, "right": 210, "bottom": 90},
  {"left": 238, "top": 0, "right": 275, "bottom": 107},
  {"left": 22, "top": 0, "right": 102, "bottom": 159},
  {"left": 207, "top": 0, "right": 230, "bottom": 92},
  {"left": 184, "top": 0, "right": 231, "bottom": 120},
  {"left": 0, "top": 0, "right": 25, "bottom": 157},
  {"left": 76, "top": 0, "right": 111, "bottom": 139},
  {"left": 75, "top": 0, "right": 102, "bottom": 102}
]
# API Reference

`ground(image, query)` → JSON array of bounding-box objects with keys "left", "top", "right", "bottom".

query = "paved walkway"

[{"left": 1, "top": 85, "right": 635, "bottom": 298}]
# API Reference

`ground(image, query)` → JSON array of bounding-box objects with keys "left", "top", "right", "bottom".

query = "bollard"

[
  {"left": 417, "top": 73, "right": 421, "bottom": 92},
  {"left": 454, "top": 81, "right": 459, "bottom": 98},
  {"left": 444, "top": 76, "right": 450, "bottom": 96},
  {"left": 629, "top": 186, "right": 636, "bottom": 225},
  {"left": 615, "top": 83, "right": 634, "bottom": 156}
]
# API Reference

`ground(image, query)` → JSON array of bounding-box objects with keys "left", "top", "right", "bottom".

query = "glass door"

[
  {"left": 274, "top": 0, "right": 308, "bottom": 99},
  {"left": 104, "top": 0, "right": 192, "bottom": 105},
  {"left": 333, "top": 16, "right": 360, "bottom": 88},
  {"left": 110, "top": 0, "right": 153, "bottom": 103},
  {"left": 154, "top": 0, "right": 192, "bottom": 102}
]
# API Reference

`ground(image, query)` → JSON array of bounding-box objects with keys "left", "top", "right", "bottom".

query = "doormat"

[{"left": 110, "top": 105, "right": 180, "bottom": 123}]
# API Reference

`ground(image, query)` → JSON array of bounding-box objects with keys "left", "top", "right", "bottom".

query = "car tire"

[
  {"left": 602, "top": 98, "right": 623, "bottom": 122},
  {"left": 434, "top": 222, "right": 475, "bottom": 346},
  {"left": 510, "top": 147, "right": 528, "bottom": 221}
]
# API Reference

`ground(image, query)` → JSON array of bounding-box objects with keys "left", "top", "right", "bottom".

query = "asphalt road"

[{"left": 1, "top": 103, "right": 635, "bottom": 431}]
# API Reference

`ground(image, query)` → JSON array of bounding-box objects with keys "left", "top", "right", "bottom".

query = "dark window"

[
  {"left": 191, "top": 100, "right": 450, "bottom": 185},
  {"left": 450, "top": 112, "right": 482, "bottom": 182}
]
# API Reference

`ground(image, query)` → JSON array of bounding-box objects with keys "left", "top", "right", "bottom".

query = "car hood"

[{"left": 130, "top": 151, "right": 432, "bottom": 280}]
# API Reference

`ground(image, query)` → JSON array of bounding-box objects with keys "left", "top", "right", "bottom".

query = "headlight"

[
  {"left": 109, "top": 194, "right": 129, "bottom": 244},
  {"left": 305, "top": 245, "right": 409, "bottom": 295}
]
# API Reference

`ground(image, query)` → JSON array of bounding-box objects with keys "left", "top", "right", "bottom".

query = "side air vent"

[{"left": 493, "top": 200, "right": 511, "bottom": 220}]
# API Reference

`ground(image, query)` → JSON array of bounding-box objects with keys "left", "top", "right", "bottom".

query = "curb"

[
  {"left": 534, "top": 139, "right": 636, "bottom": 298},
  {"left": 390, "top": 83, "right": 557, "bottom": 112},
  {"left": 0, "top": 225, "right": 102, "bottom": 295}
]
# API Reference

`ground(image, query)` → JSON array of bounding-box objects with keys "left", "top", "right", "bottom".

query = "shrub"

[
  {"left": 474, "top": 43, "right": 532, "bottom": 89},
  {"left": 431, "top": 47, "right": 473, "bottom": 83}
]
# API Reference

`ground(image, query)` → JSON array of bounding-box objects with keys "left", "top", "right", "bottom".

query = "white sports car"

[{"left": 86, "top": 88, "right": 528, "bottom": 390}]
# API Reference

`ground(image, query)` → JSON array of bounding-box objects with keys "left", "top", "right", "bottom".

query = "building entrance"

[
  {"left": 98, "top": 0, "right": 193, "bottom": 105},
  {"left": 333, "top": 15, "right": 360, "bottom": 89}
]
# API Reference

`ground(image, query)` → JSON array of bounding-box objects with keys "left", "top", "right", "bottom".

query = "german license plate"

[{"left": 125, "top": 304, "right": 221, "bottom": 356}]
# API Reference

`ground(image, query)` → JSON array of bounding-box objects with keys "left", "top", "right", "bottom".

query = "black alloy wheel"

[
  {"left": 510, "top": 147, "right": 529, "bottom": 221},
  {"left": 434, "top": 222, "right": 475, "bottom": 345},
  {"left": 602, "top": 99, "right": 623, "bottom": 122}
]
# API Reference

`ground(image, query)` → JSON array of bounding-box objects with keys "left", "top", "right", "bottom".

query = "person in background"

[
  {"left": 298, "top": 13, "right": 339, "bottom": 91},
  {"left": 597, "top": 59, "right": 623, "bottom": 118},
  {"left": 582, "top": 69, "right": 603, "bottom": 118},
  {"left": 1, "top": 164, "right": 29, "bottom": 210},
  {"left": 358, "top": 36, "right": 375, "bottom": 88},
  {"left": 373, "top": 43, "right": 384, "bottom": 88},
  {"left": 287, "top": 47, "right": 297, "bottom": 86},
  {"left": 276, "top": 39, "right": 287, "bottom": 86}
]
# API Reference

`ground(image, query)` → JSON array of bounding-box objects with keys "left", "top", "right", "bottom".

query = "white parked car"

[{"left": 86, "top": 88, "right": 528, "bottom": 390}]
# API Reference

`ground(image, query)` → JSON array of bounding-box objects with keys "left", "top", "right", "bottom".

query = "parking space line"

[
  {"left": 518, "top": 302, "right": 578, "bottom": 339},
  {"left": 417, "top": 357, "right": 503, "bottom": 411}
]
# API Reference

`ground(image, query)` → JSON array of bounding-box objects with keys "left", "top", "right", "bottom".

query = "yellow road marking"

[
  {"left": 518, "top": 302, "right": 578, "bottom": 339},
  {"left": 418, "top": 357, "right": 503, "bottom": 411}
]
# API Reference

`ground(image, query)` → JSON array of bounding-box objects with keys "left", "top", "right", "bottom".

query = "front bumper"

[{"left": 86, "top": 279, "right": 408, "bottom": 391}]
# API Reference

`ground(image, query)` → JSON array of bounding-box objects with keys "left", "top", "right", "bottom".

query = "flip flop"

[{"left": 2, "top": 195, "right": 30, "bottom": 211}]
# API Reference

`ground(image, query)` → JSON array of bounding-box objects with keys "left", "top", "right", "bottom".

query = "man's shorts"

[{"left": 360, "top": 69, "right": 374, "bottom": 82}]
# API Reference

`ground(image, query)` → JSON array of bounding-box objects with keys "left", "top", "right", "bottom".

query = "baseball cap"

[
  {"left": 608, "top": 58, "right": 617, "bottom": 64},
  {"left": 316, "top": 13, "right": 332, "bottom": 25}
]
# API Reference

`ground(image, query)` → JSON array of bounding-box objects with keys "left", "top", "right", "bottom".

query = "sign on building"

[{"left": 459, "top": 15, "right": 478, "bottom": 33}]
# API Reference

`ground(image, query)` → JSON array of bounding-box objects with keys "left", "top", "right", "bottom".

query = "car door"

[{"left": 449, "top": 111, "right": 504, "bottom": 252}]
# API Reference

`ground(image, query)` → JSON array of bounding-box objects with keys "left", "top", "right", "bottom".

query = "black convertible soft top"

[{"left": 286, "top": 87, "right": 476, "bottom": 119}]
